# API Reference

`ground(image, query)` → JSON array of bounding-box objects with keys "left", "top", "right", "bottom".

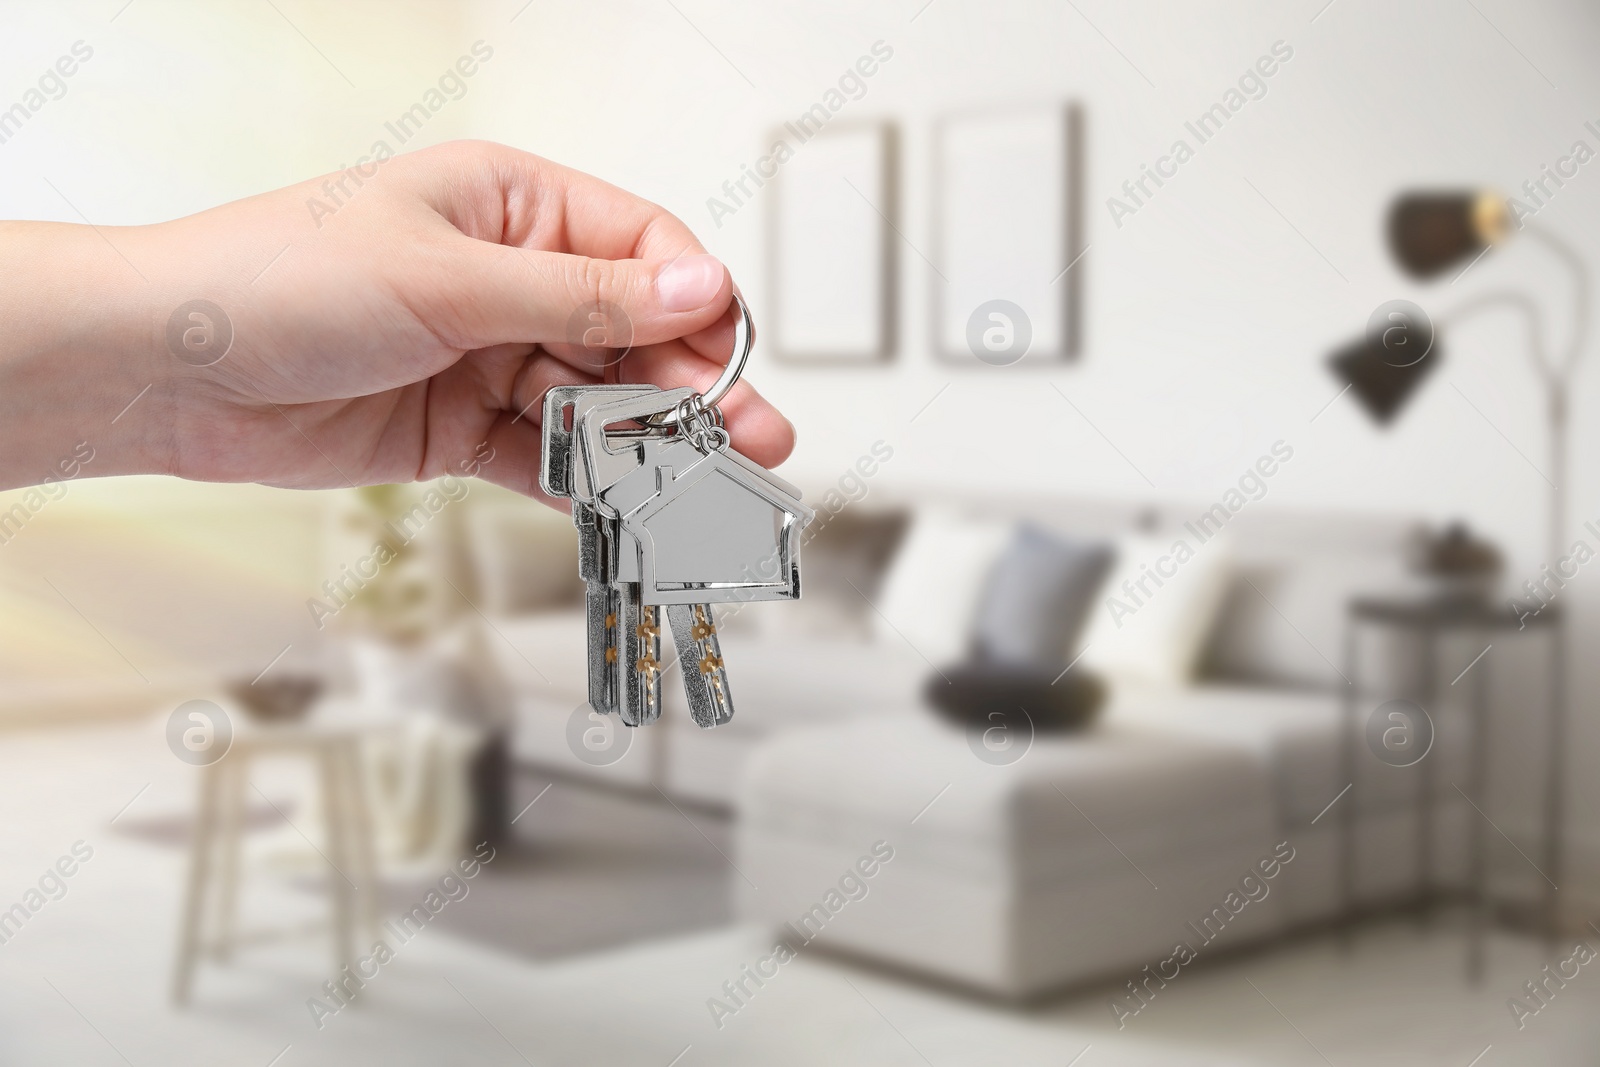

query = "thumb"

[{"left": 434, "top": 241, "right": 732, "bottom": 352}]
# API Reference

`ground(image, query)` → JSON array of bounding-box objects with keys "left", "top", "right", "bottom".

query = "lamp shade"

[
  {"left": 1327, "top": 331, "right": 1442, "bottom": 424},
  {"left": 1387, "top": 191, "right": 1509, "bottom": 279}
]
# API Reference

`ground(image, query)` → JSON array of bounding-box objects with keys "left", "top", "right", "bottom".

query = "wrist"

[{"left": 0, "top": 221, "right": 175, "bottom": 490}]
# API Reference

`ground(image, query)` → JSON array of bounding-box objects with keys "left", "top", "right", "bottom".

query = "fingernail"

[{"left": 657, "top": 254, "right": 725, "bottom": 312}]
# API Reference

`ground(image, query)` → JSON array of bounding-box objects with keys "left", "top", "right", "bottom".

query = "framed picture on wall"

[
  {"left": 767, "top": 122, "right": 897, "bottom": 364},
  {"left": 931, "top": 104, "right": 1084, "bottom": 366}
]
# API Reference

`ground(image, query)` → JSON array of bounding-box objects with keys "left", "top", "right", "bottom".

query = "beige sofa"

[{"left": 468, "top": 489, "right": 1491, "bottom": 996}]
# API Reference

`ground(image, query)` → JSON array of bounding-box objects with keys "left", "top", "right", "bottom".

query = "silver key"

[
  {"left": 541, "top": 384, "right": 659, "bottom": 718},
  {"left": 565, "top": 388, "right": 692, "bottom": 724}
]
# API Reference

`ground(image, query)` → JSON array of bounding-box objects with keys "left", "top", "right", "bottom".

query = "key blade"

[
  {"left": 668, "top": 603, "right": 734, "bottom": 728},
  {"left": 576, "top": 504, "right": 619, "bottom": 716}
]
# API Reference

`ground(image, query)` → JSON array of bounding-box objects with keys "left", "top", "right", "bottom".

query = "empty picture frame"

[
  {"left": 932, "top": 104, "right": 1084, "bottom": 365},
  {"left": 768, "top": 122, "right": 897, "bottom": 364}
]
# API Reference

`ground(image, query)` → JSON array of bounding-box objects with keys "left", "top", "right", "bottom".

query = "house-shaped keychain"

[{"left": 599, "top": 434, "right": 813, "bottom": 606}]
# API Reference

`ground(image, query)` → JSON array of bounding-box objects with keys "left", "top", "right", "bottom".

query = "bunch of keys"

[{"left": 540, "top": 295, "right": 813, "bottom": 729}]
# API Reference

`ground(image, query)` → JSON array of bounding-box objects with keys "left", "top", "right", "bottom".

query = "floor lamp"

[{"left": 1326, "top": 191, "right": 1589, "bottom": 937}]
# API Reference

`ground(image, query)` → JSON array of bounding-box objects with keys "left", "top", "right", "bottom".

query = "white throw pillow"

[
  {"left": 873, "top": 509, "right": 1013, "bottom": 665},
  {"left": 1077, "top": 533, "right": 1234, "bottom": 687}
]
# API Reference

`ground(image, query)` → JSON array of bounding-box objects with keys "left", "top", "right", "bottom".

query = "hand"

[{"left": 0, "top": 140, "right": 795, "bottom": 500}]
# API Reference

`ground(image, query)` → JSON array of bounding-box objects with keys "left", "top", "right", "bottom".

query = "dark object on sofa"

[
  {"left": 968, "top": 523, "right": 1113, "bottom": 669},
  {"left": 925, "top": 662, "right": 1106, "bottom": 733},
  {"left": 925, "top": 523, "right": 1111, "bottom": 732}
]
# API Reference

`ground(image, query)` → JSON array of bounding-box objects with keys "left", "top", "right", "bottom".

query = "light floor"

[{"left": 1, "top": 723, "right": 1595, "bottom": 1066}]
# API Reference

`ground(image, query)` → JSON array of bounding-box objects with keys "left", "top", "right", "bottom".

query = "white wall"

[{"left": 456, "top": 0, "right": 1600, "bottom": 553}]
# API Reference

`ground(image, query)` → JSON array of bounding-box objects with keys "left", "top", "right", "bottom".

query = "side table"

[
  {"left": 171, "top": 713, "right": 387, "bottom": 1005},
  {"left": 1340, "top": 594, "right": 1559, "bottom": 982}
]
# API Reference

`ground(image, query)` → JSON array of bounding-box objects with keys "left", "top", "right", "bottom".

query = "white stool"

[{"left": 172, "top": 718, "right": 383, "bottom": 1005}]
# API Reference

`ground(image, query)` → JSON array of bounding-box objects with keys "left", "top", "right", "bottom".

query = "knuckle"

[{"left": 578, "top": 255, "right": 618, "bottom": 309}]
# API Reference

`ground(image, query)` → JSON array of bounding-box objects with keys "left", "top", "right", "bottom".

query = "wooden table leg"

[
  {"left": 339, "top": 739, "right": 382, "bottom": 946},
  {"left": 213, "top": 755, "right": 248, "bottom": 962},
  {"left": 319, "top": 746, "right": 356, "bottom": 977},
  {"left": 172, "top": 760, "right": 223, "bottom": 1005}
]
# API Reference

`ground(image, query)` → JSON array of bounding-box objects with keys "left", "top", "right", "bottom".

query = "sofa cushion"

[
  {"left": 1078, "top": 533, "right": 1235, "bottom": 687},
  {"left": 969, "top": 523, "right": 1112, "bottom": 669},
  {"left": 873, "top": 509, "right": 1012, "bottom": 664},
  {"left": 1203, "top": 554, "right": 1409, "bottom": 690}
]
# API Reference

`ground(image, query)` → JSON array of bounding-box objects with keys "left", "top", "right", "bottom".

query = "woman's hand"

[{"left": 0, "top": 140, "right": 794, "bottom": 500}]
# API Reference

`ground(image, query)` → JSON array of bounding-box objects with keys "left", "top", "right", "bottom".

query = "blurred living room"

[{"left": 4, "top": 0, "right": 1600, "bottom": 1063}]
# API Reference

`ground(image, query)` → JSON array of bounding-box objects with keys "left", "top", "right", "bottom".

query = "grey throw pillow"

[{"left": 968, "top": 524, "right": 1114, "bottom": 670}]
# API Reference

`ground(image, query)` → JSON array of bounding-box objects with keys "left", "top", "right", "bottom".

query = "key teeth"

[
  {"left": 668, "top": 604, "right": 735, "bottom": 729},
  {"left": 618, "top": 595, "right": 662, "bottom": 727}
]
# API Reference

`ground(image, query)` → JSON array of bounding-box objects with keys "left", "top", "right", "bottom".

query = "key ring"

[
  {"left": 674, "top": 393, "right": 730, "bottom": 453},
  {"left": 699, "top": 291, "right": 754, "bottom": 412},
  {"left": 641, "top": 292, "right": 754, "bottom": 428}
]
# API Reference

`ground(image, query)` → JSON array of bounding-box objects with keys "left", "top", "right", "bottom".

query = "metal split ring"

[
  {"left": 642, "top": 291, "right": 754, "bottom": 430},
  {"left": 673, "top": 394, "right": 730, "bottom": 454}
]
